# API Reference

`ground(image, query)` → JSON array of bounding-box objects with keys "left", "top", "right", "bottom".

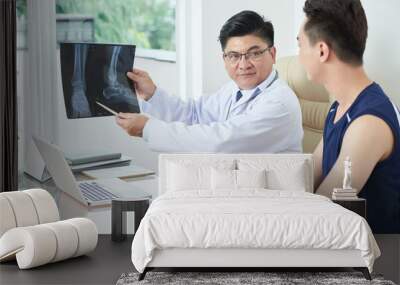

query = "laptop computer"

[{"left": 33, "top": 136, "right": 151, "bottom": 206}]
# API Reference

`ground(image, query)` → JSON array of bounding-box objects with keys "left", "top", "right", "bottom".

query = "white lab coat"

[{"left": 139, "top": 70, "right": 303, "bottom": 153}]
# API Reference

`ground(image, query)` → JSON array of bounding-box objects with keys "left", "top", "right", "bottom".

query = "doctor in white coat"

[{"left": 117, "top": 10, "right": 303, "bottom": 153}]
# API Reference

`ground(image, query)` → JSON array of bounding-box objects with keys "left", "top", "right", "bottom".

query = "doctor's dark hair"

[
  {"left": 303, "top": 0, "right": 368, "bottom": 66},
  {"left": 219, "top": 10, "right": 274, "bottom": 50}
]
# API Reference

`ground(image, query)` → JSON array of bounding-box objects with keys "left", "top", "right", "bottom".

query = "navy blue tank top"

[{"left": 322, "top": 83, "right": 400, "bottom": 233}]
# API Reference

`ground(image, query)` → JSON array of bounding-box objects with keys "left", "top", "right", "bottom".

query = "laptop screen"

[
  {"left": 32, "top": 136, "right": 86, "bottom": 204},
  {"left": 60, "top": 42, "right": 140, "bottom": 119}
]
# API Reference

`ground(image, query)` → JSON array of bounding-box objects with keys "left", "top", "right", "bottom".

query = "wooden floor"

[{"left": 0, "top": 235, "right": 134, "bottom": 285}]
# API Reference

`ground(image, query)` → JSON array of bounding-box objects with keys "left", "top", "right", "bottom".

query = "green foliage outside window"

[
  {"left": 17, "top": 0, "right": 176, "bottom": 51},
  {"left": 56, "top": 0, "right": 175, "bottom": 51},
  {"left": 16, "top": 0, "right": 27, "bottom": 18}
]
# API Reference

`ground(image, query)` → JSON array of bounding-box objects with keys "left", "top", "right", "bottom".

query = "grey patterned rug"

[{"left": 116, "top": 271, "right": 396, "bottom": 285}]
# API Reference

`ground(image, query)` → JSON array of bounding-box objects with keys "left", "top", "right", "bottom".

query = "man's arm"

[
  {"left": 141, "top": 95, "right": 301, "bottom": 153},
  {"left": 312, "top": 139, "right": 324, "bottom": 191},
  {"left": 127, "top": 68, "right": 221, "bottom": 124},
  {"left": 138, "top": 88, "right": 222, "bottom": 125},
  {"left": 315, "top": 115, "right": 394, "bottom": 197}
]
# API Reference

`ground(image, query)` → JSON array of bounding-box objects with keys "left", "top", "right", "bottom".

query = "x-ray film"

[{"left": 60, "top": 42, "right": 139, "bottom": 119}]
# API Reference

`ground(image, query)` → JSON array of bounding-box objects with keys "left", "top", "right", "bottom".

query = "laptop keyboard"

[{"left": 79, "top": 182, "right": 118, "bottom": 201}]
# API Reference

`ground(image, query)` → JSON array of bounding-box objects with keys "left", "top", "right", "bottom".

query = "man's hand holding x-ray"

[{"left": 116, "top": 68, "right": 154, "bottom": 137}]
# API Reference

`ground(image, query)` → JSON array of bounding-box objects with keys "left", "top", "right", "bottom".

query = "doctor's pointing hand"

[{"left": 116, "top": 10, "right": 303, "bottom": 153}]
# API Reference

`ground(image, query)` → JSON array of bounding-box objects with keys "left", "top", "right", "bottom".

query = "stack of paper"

[
  {"left": 65, "top": 150, "right": 122, "bottom": 165},
  {"left": 332, "top": 188, "right": 358, "bottom": 200},
  {"left": 82, "top": 164, "right": 155, "bottom": 179},
  {"left": 69, "top": 155, "right": 132, "bottom": 172}
]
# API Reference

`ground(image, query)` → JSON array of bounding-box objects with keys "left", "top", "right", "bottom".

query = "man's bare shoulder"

[
  {"left": 347, "top": 114, "right": 392, "bottom": 135},
  {"left": 343, "top": 114, "right": 394, "bottom": 160}
]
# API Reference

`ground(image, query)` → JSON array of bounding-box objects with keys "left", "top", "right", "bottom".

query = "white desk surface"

[{"left": 19, "top": 171, "right": 158, "bottom": 234}]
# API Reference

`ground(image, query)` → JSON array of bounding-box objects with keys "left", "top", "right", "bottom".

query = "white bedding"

[{"left": 131, "top": 190, "right": 380, "bottom": 273}]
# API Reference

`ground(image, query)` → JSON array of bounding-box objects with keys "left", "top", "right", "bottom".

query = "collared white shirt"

[{"left": 138, "top": 69, "right": 303, "bottom": 153}]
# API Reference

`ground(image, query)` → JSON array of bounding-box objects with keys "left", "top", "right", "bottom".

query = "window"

[
  {"left": 16, "top": 0, "right": 176, "bottom": 61},
  {"left": 16, "top": 0, "right": 27, "bottom": 49},
  {"left": 56, "top": 0, "right": 176, "bottom": 61}
]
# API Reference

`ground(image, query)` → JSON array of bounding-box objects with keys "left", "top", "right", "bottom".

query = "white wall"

[
  {"left": 361, "top": 0, "right": 400, "bottom": 105},
  {"left": 292, "top": 0, "right": 400, "bottom": 105},
  {"left": 198, "top": 0, "right": 297, "bottom": 94}
]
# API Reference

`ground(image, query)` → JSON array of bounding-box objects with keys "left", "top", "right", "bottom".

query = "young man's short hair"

[
  {"left": 219, "top": 10, "right": 274, "bottom": 50},
  {"left": 303, "top": 0, "right": 368, "bottom": 66}
]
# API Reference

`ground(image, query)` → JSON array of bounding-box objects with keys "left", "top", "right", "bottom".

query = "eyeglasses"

[{"left": 223, "top": 47, "right": 272, "bottom": 64}]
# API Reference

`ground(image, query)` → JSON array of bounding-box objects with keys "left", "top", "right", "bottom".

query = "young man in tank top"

[{"left": 297, "top": 0, "right": 400, "bottom": 233}]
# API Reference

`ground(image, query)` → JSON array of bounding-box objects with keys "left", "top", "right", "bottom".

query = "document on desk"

[{"left": 82, "top": 164, "right": 155, "bottom": 179}]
